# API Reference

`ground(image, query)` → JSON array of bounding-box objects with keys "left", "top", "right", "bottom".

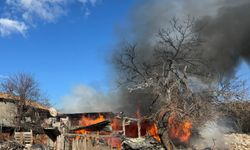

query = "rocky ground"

[
  {"left": 190, "top": 133, "right": 250, "bottom": 150},
  {"left": 1, "top": 133, "right": 249, "bottom": 149},
  {"left": 224, "top": 133, "right": 250, "bottom": 150},
  {"left": 121, "top": 134, "right": 250, "bottom": 150}
]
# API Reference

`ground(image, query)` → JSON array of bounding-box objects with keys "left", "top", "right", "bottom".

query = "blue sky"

[
  {"left": 0, "top": 0, "right": 249, "bottom": 109},
  {"left": 0, "top": 0, "right": 135, "bottom": 107}
]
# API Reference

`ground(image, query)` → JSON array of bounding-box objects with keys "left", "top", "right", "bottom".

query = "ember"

[{"left": 168, "top": 113, "right": 192, "bottom": 144}]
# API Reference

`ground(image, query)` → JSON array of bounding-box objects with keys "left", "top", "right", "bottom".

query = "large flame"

[
  {"left": 135, "top": 108, "right": 161, "bottom": 141},
  {"left": 75, "top": 114, "right": 106, "bottom": 135},
  {"left": 168, "top": 113, "right": 192, "bottom": 144},
  {"left": 147, "top": 123, "right": 161, "bottom": 142},
  {"left": 76, "top": 115, "right": 121, "bottom": 149},
  {"left": 80, "top": 114, "right": 106, "bottom": 126},
  {"left": 74, "top": 112, "right": 162, "bottom": 149}
]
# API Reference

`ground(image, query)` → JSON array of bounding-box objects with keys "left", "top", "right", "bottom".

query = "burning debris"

[
  {"left": 112, "top": 0, "right": 250, "bottom": 149},
  {"left": 57, "top": 110, "right": 171, "bottom": 150},
  {"left": 0, "top": 1, "right": 250, "bottom": 150},
  {"left": 167, "top": 113, "right": 192, "bottom": 145},
  {"left": 147, "top": 123, "right": 160, "bottom": 142},
  {"left": 73, "top": 114, "right": 110, "bottom": 134}
]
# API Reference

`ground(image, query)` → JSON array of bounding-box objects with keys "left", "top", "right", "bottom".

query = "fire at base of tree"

[
  {"left": 111, "top": 11, "right": 250, "bottom": 149},
  {"left": 1, "top": 0, "right": 250, "bottom": 149},
  {"left": 0, "top": 71, "right": 249, "bottom": 150}
]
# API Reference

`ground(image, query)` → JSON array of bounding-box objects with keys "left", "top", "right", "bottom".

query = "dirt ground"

[{"left": 224, "top": 133, "right": 250, "bottom": 150}]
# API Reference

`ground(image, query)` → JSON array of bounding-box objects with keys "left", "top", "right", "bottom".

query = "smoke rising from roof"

[{"left": 61, "top": 85, "right": 121, "bottom": 113}]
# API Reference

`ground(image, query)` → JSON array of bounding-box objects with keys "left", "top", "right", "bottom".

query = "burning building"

[
  {"left": 0, "top": 92, "right": 165, "bottom": 150},
  {"left": 47, "top": 110, "right": 167, "bottom": 150},
  {"left": 1, "top": 90, "right": 249, "bottom": 150}
]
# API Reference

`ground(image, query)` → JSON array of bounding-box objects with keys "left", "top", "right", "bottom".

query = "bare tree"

[
  {"left": 114, "top": 16, "right": 250, "bottom": 149},
  {"left": 0, "top": 72, "right": 50, "bottom": 130},
  {"left": 114, "top": 17, "right": 212, "bottom": 112},
  {"left": 214, "top": 76, "right": 250, "bottom": 133},
  {"left": 215, "top": 76, "right": 249, "bottom": 102},
  {"left": 113, "top": 17, "right": 216, "bottom": 148}
]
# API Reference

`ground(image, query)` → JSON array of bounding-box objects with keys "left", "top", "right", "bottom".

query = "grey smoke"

[
  {"left": 61, "top": 85, "right": 121, "bottom": 113},
  {"left": 192, "top": 120, "right": 234, "bottom": 149},
  {"left": 127, "top": 0, "right": 250, "bottom": 75},
  {"left": 116, "top": 88, "right": 157, "bottom": 117},
  {"left": 60, "top": 85, "right": 153, "bottom": 116},
  {"left": 112, "top": 0, "right": 250, "bottom": 115}
]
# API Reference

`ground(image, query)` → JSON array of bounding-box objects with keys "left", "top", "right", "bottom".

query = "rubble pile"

[
  {"left": 225, "top": 133, "right": 250, "bottom": 150},
  {"left": 122, "top": 137, "right": 164, "bottom": 150},
  {"left": 0, "top": 141, "right": 25, "bottom": 150}
]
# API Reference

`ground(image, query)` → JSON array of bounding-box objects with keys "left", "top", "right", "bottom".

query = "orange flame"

[
  {"left": 79, "top": 114, "right": 105, "bottom": 126},
  {"left": 148, "top": 123, "right": 161, "bottom": 142},
  {"left": 75, "top": 114, "right": 106, "bottom": 135},
  {"left": 168, "top": 113, "right": 192, "bottom": 144}
]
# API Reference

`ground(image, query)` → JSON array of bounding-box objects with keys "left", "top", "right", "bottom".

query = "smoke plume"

[
  {"left": 197, "top": 1, "right": 250, "bottom": 75},
  {"left": 60, "top": 85, "right": 153, "bottom": 116},
  {"left": 126, "top": 0, "right": 250, "bottom": 75},
  {"left": 191, "top": 120, "right": 234, "bottom": 149},
  {"left": 61, "top": 85, "right": 121, "bottom": 113},
  {"left": 62, "top": 0, "right": 250, "bottom": 116},
  {"left": 113, "top": 0, "right": 250, "bottom": 115},
  {"left": 115, "top": 88, "right": 157, "bottom": 117}
]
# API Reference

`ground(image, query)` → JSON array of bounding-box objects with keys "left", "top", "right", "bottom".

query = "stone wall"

[{"left": 0, "top": 100, "right": 17, "bottom": 127}]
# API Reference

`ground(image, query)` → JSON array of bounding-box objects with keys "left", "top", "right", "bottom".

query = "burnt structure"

[{"left": 0, "top": 93, "right": 162, "bottom": 150}]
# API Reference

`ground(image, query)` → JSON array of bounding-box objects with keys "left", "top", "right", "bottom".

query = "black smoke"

[
  {"left": 197, "top": 1, "right": 250, "bottom": 75},
  {"left": 113, "top": 0, "right": 250, "bottom": 115},
  {"left": 126, "top": 0, "right": 250, "bottom": 75},
  {"left": 115, "top": 88, "right": 157, "bottom": 117}
]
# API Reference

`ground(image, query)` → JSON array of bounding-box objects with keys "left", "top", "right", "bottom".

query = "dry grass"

[{"left": 219, "top": 101, "right": 250, "bottom": 133}]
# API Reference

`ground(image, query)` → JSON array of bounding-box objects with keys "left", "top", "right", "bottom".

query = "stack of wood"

[{"left": 14, "top": 130, "right": 33, "bottom": 149}]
